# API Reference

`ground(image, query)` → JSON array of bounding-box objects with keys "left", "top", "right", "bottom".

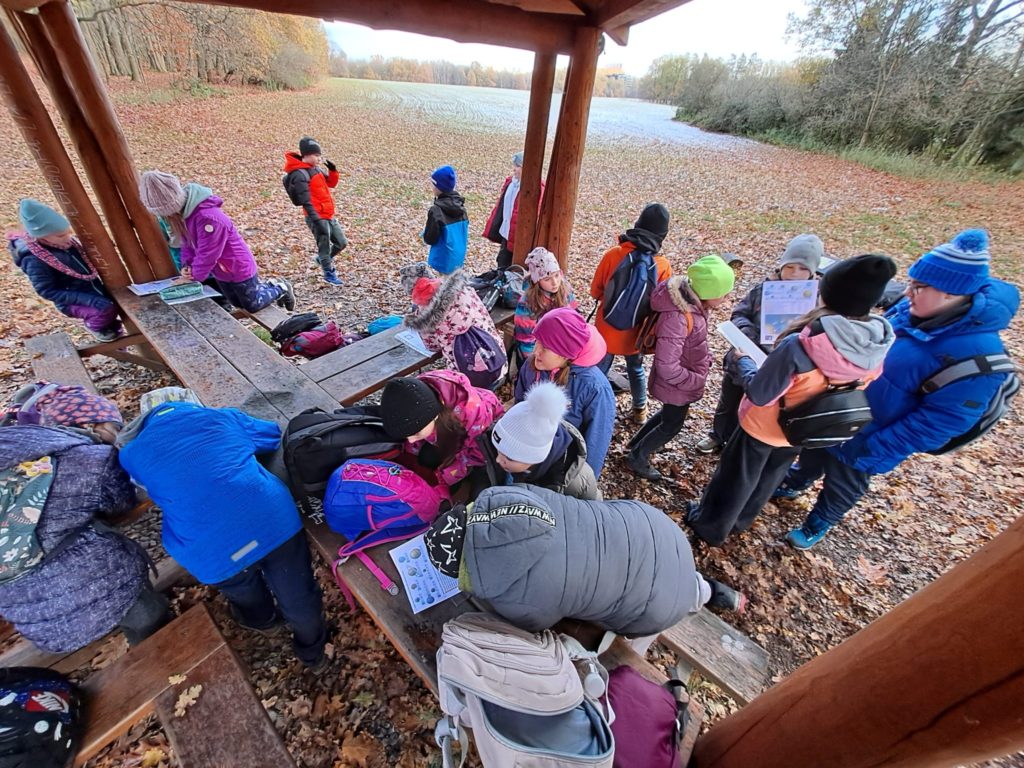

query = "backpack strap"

[
  {"left": 331, "top": 550, "right": 399, "bottom": 612},
  {"left": 919, "top": 354, "right": 1016, "bottom": 394},
  {"left": 435, "top": 715, "right": 468, "bottom": 768}
]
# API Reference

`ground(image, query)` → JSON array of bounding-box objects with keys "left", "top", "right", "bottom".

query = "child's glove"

[{"left": 325, "top": 159, "right": 337, "bottom": 172}]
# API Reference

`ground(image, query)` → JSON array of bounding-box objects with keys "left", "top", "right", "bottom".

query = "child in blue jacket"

[
  {"left": 119, "top": 394, "right": 328, "bottom": 670},
  {"left": 776, "top": 230, "right": 1020, "bottom": 549},
  {"left": 423, "top": 165, "right": 468, "bottom": 274}
]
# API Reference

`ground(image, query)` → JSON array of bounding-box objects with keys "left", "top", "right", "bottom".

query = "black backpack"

[
  {"left": 0, "top": 667, "right": 82, "bottom": 768},
  {"left": 270, "top": 312, "right": 321, "bottom": 343},
  {"left": 602, "top": 250, "right": 657, "bottom": 331},
  {"left": 282, "top": 405, "right": 402, "bottom": 513},
  {"left": 920, "top": 353, "right": 1019, "bottom": 455},
  {"left": 778, "top": 380, "right": 873, "bottom": 448},
  {"left": 282, "top": 167, "right": 315, "bottom": 207}
]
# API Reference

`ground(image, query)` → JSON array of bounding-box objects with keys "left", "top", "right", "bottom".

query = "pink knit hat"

[
  {"left": 534, "top": 307, "right": 590, "bottom": 360},
  {"left": 139, "top": 171, "right": 186, "bottom": 217},
  {"left": 526, "top": 247, "right": 561, "bottom": 283},
  {"left": 573, "top": 326, "right": 607, "bottom": 367}
]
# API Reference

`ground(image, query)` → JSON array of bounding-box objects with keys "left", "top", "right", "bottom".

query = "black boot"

[{"left": 626, "top": 425, "right": 674, "bottom": 480}]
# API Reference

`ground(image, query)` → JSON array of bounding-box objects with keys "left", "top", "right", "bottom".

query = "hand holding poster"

[{"left": 760, "top": 280, "right": 819, "bottom": 346}]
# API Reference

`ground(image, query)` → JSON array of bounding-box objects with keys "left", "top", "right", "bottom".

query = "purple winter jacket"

[
  {"left": 647, "top": 277, "right": 712, "bottom": 406},
  {"left": 179, "top": 193, "right": 258, "bottom": 284}
]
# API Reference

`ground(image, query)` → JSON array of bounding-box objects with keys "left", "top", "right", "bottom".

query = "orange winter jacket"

[
  {"left": 282, "top": 152, "right": 338, "bottom": 220},
  {"left": 590, "top": 241, "right": 673, "bottom": 355}
]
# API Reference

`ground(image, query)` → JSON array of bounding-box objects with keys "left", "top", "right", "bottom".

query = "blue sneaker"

[
  {"left": 786, "top": 520, "right": 832, "bottom": 550},
  {"left": 772, "top": 482, "right": 807, "bottom": 500},
  {"left": 322, "top": 270, "right": 343, "bottom": 287}
]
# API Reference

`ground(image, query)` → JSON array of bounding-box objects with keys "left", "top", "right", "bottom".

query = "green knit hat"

[{"left": 687, "top": 254, "right": 735, "bottom": 300}]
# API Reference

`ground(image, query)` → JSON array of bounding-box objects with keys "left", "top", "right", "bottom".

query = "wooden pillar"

[
  {"left": 511, "top": 50, "right": 555, "bottom": 266},
  {"left": 536, "top": 27, "right": 600, "bottom": 271},
  {"left": 9, "top": 10, "right": 159, "bottom": 285},
  {"left": 38, "top": 0, "right": 175, "bottom": 280},
  {"left": 0, "top": 18, "right": 129, "bottom": 288},
  {"left": 693, "top": 516, "right": 1024, "bottom": 768}
]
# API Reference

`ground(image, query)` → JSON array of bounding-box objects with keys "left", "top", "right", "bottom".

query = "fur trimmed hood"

[
  {"left": 651, "top": 275, "right": 703, "bottom": 316},
  {"left": 404, "top": 269, "right": 470, "bottom": 332}
]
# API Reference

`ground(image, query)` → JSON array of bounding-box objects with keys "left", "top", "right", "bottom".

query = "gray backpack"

[{"left": 435, "top": 612, "right": 614, "bottom": 768}]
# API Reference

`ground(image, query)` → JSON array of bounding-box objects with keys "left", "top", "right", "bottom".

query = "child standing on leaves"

[
  {"left": 685, "top": 254, "right": 897, "bottom": 548},
  {"left": 696, "top": 233, "right": 824, "bottom": 454},
  {"left": 627, "top": 256, "right": 735, "bottom": 480},
  {"left": 513, "top": 247, "right": 578, "bottom": 365},
  {"left": 139, "top": 171, "right": 294, "bottom": 313},
  {"left": 8, "top": 199, "right": 124, "bottom": 342},
  {"left": 283, "top": 136, "right": 347, "bottom": 286},
  {"left": 591, "top": 203, "right": 674, "bottom": 424},
  {"left": 423, "top": 165, "right": 469, "bottom": 275}
]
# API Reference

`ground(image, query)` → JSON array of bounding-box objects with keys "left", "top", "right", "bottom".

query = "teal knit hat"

[
  {"left": 908, "top": 229, "right": 990, "bottom": 295},
  {"left": 687, "top": 254, "right": 736, "bottom": 300},
  {"left": 18, "top": 199, "right": 70, "bottom": 238}
]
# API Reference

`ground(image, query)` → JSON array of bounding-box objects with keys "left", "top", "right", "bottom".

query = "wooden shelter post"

[
  {"left": 693, "top": 516, "right": 1024, "bottom": 768},
  {"left": 0, "top": 17, "right": 129, "bottom": 288},
  {"left": 536, "top": 27, "right": 600, "bottom": 270},
  {"left": 8, "top": 9, "right": 160, "bottom": 285},
  {"left": 38, "top": 0, "right": 176, "bottom": 280},
  {"left": 512, "top": 50, "right": 556, "bottom": 266}
]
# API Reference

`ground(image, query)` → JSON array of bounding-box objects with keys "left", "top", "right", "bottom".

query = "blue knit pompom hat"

[
  {"left": 18, "top": 198, "right": 70, "bottom": 238},
  {"left": 908, "top": 229, "right": 990, "bottom": 295}
]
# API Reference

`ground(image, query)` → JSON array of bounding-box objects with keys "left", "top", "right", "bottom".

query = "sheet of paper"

[
  {"left": 395, "top": 328, "right": 431, "bottom": 356},
  {"left": 716, "top": 321, "right": 768, "bottom": 368},
  {"left": 162, "top": 285, "right": 222, "bottom": 305},
  {"left": 759, "top": 280, "right": 819, "bottom": 346},
  {"left": 128, "top": 278, "right": 179, "bottom": 296},
  {"left": 390, "top": 534, "right": 461, "bottom": 614}
]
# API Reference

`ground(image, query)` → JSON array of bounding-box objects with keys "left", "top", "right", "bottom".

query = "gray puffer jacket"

[
  {"left": 0, "top": 426, "right": 148, "bottom": 652},
  {"left": 463, "top": 484, "right": 703, "bottom": 636}
]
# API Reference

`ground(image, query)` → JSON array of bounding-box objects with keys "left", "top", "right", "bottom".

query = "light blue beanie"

[
  {"left": 19, "top": 198, "right": 70, "bottom": 238},
  {"left": 908, "top": 229, "right": 990, "bottom": 295}
]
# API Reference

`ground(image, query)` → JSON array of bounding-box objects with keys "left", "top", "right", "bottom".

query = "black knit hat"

[
  {"left": 298, "top": 136, "right": 321, "bottom": 156},
  {"left": 819, "top": 254, "right": 897, "bottom": 317},
  {"left": 425, "top": 504, "right": 467, "bottom": 578},
  {"left": 634, "top": 203, "right": 670, "bottom": 239},
  {"left": 380, "top": 377, "right": 442, "bottom": 439}
]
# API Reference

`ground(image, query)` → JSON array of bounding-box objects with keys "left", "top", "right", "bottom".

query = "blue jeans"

[
  {"left": 785, "top": 449, "right": 873, "bottom": 526},
  {"left": 213, "top": 532, "right": 327, "bottom": 665},
  {"left": 598, "top": 352, "right": 646, "bottom": 409}
]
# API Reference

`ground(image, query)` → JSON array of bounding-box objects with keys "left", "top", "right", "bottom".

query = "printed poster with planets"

[
  {"left": 759, "top": 280, "right": 819, "bottom": 346},
  {"left": 390, "top": 534, "right": 461, "bottom": 614}
]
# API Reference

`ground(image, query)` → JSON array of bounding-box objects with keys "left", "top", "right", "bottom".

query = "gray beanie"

[
  {"left": 399, "top": 262, "right": 433, "bottom": 294},
  {"left": 139, "top": 171, "right": 187, "bottom": 217},
  {"left": 512, "top": 152, "right": 524, "bottom": 167},
  {"left": 778, "top": 234, "right": 824, "bottom": 274}
]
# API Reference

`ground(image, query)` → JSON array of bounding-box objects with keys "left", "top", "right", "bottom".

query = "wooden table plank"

[
  {"left": 173, "top": 300, "right": 339, "bottom": 418},
  {"left": 154, "top": 644, "right": 296, "bottom": 768},
  {"left": 74, "top": 604, "right": 224, "bottom": 766},
  {"left": 320, "top": 344, "right": 442, "bottom": 405},
  {"left": 300, "top": 324, "right": 413, "bottom": 383},
  {"left": 113, "top": 288, "right": 283, "bottom": 424},
  {"left": 25, "top": 333, "right": 97, "bottom": 391},
  {"left": 242, "top": 303, "right": 291, "bottom": 332}
]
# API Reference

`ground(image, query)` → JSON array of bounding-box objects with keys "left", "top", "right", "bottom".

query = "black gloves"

[{"left": 325, "top": 159, "right": 337, "bottom": 172}]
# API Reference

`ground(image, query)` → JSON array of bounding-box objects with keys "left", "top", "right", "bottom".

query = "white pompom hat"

[{"left": 491, "top": 381, "right": 569, "bottom": 464}]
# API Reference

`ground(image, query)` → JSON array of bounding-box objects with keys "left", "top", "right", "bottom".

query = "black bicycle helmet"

[{"left": 0, "top": 667, "right": 82, "bottom": 768}]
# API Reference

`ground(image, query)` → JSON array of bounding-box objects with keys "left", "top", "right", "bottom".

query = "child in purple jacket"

[
  {"left": 626, "top": 256, "right": 735, "bottom": 480},
  {"left": 139, "top": 171, "right": 294, "bottom": 312}
]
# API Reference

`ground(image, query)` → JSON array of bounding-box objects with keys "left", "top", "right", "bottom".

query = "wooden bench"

[
  {"left": 26, "top": 332, "right": 98, "bottom": 391},
  {"left": 72, "top": 603, "right": 294, "bottom": 767}
]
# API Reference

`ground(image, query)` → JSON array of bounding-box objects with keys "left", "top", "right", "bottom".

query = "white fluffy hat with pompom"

[{"left": 491, "top": 381, "right": 569, "bottom": 464}]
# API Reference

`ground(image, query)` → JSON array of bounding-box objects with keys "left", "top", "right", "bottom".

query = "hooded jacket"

[
  {"left": 408, "top": 370, "right": 504, "bottom": 488},
  {"left": 0, "top": 426, "right": 148, "bottom": 652},
  {"left": 9, "top": 235, "right": 114, "bottom": 313},
  {"left": 483, "top": 176, "right": 545, "bottom": 252},
  {"left": 423, "top": 191, "right": 469, "bottom": 274},
  {"left": 735, "top": 314, "right": 896, "bottom": 447},
  {"left": 283, "top": 152, "right": 339, "bottom": 221},
  {"left": 178, "top": 185, "right": 258, "bottom": 284},
  {"left": 514, "top": 361, "right": 615, "bottom": 479},
  {"left": 833, "top": 278, "right": 1020, "bottom": 474},
  {"left": 478, "top": 420, "right": 599, "bottom": 500},
  {"left": 648, "top": 277, "right": 711, "bottom": 406},
  {"left": 459, "top": 484, "right": 705, "bottom": 636},
  {"left": 404, "top": 270, "right": 502, "bottom": 371},
  {"left": 590, "top": 240, "right": 673, "bottom": 355}
]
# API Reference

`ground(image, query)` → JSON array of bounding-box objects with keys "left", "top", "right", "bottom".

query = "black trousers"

[
  {"left": 711, "top": 375, "right": 744, "bottom": 444},
  {"left": 785, "top": 448, "right": 873, "bottom": 526},
  {"left": 118, "top": 585, "right": 171, "bottom": 646},
  {"left": 496, "top": 241, "right": 514, "bottom": 270},
  {"left": 691, "top": 427, "right": 799, "bottom": 546}
]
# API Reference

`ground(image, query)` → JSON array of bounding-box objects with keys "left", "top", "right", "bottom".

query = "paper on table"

[
  {"left": 390, "top": 534, "right": 461, "bottom": 614},
  {"left": 128, "top": 278, "right": 179, "bottom": 296},
  {"left": 717, "top": 321, "right": 768, "bottom": 367},
  {"left": 162, "top": 285, "right": 222, "bottom": 305},
  {"left": 395, "top": 328, "right": 431, "bottom": 356}
]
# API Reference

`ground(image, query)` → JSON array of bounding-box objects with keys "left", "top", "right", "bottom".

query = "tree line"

[
  {"left": 640, "top": 0, "right": 1024, "bottom": 171},
  {"left": 71, "top": 0, "right": 328, "bottom": 90}
]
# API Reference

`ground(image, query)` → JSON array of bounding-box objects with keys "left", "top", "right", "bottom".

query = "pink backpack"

[{"left": 280, "top": 321, "right": 344, "bottom": 359}]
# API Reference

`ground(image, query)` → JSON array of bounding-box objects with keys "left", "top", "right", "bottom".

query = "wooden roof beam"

[
  {"left": 595, "top": 0, "right": 691, "bottom": 31},
  {"left": 204, "top": 0, "right": 579, "bottom": 54}
]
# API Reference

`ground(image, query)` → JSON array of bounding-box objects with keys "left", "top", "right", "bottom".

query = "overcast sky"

[{"left": 325, "top": 0, "right": 809, "bottom": 77}]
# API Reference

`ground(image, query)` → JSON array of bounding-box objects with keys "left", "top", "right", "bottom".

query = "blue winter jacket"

[
  {"left": 423, "top": 192, "right": 468, "bottom": 274},
  {"left": 514, "top": 361, "right": 615, "bottom": 479},
  {"left": 832, "top": 278, "right": 1019, "bottom": 474},
  {"left": 9, "top": 236, "right": 114, "bottom": 314},
  {"left": 118, "top": 402, "right": 301, "bottom": 584}
]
